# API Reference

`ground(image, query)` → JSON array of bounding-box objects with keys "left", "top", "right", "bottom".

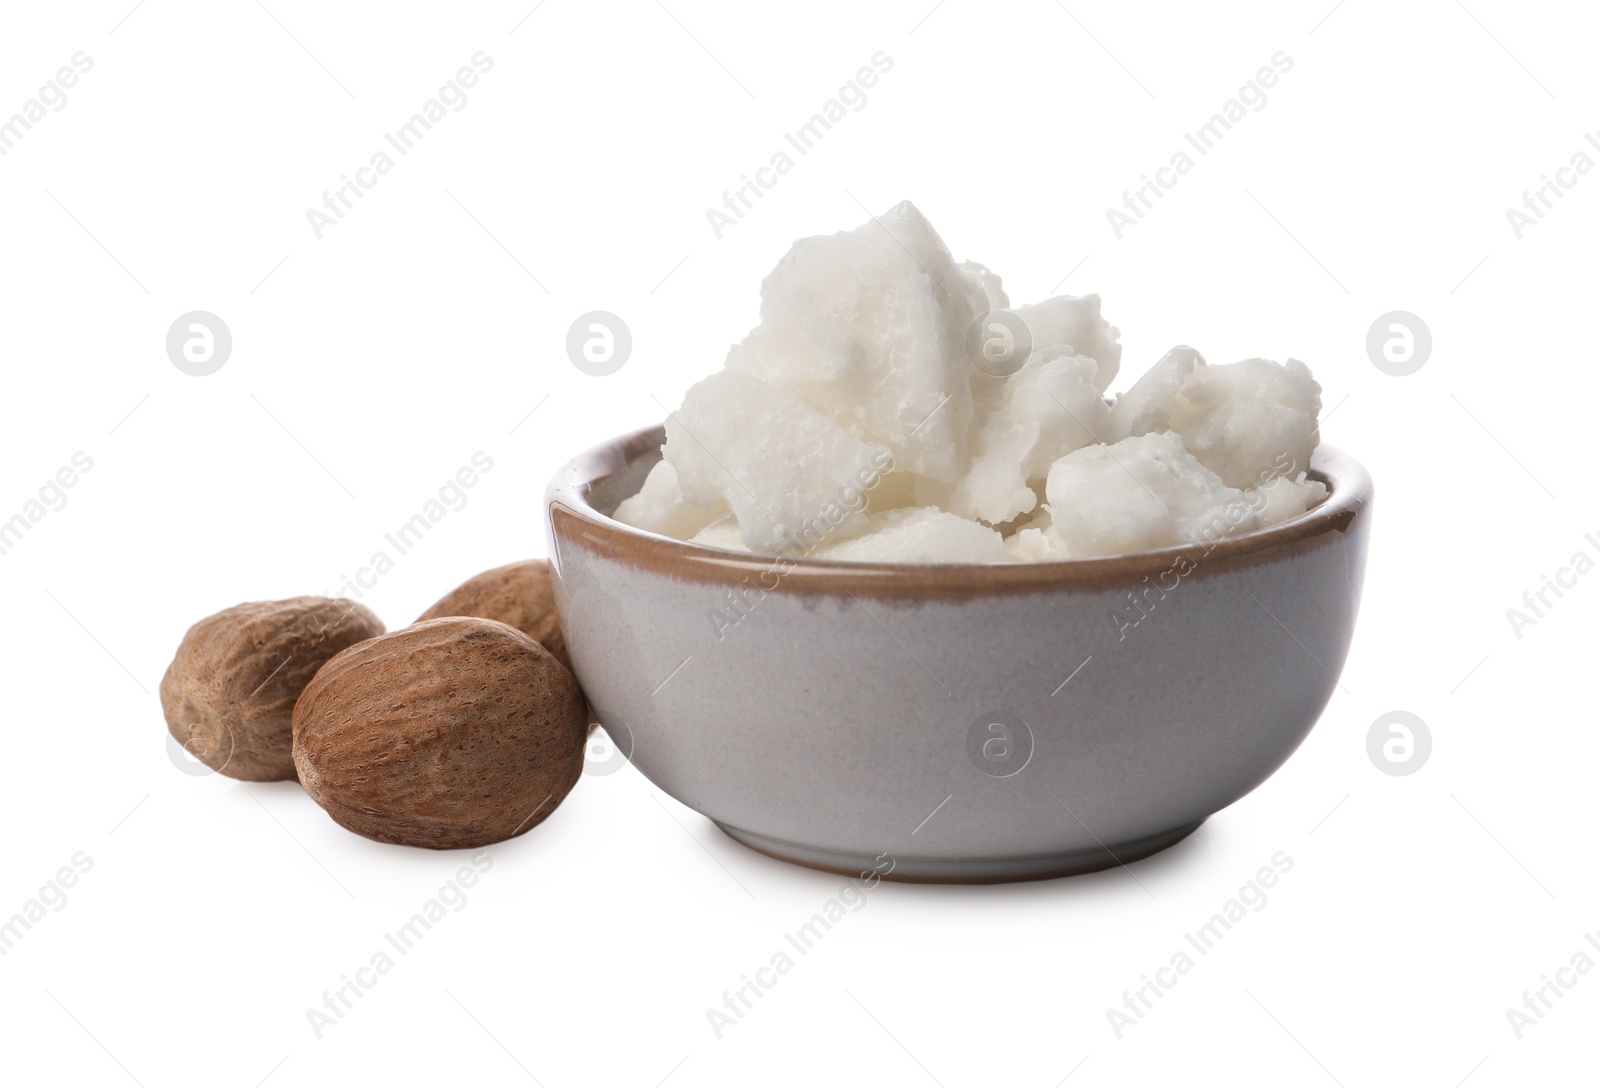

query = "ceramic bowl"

[{"left": 545, "top": 426, "right": 1372, "bottom": 883}]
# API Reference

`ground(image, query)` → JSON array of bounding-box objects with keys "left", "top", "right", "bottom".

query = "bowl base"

[{"left": 714, "top": 819, "right": 1206, "bottom": 885}]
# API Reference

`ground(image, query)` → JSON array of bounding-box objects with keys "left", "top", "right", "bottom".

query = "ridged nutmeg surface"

[
  {"left": 291, "top": 617, "right": 587, "bottom": 850},
  {"left": 415, "top": 559, "right": 570, "bottom": 670},
  {"left": 161, "top": 597, "right": 385, "bottom": 781}
]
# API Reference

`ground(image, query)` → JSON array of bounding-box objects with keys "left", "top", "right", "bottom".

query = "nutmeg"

[
  {"left": 291, "top": 617, "right": 587, "bottom": 849},
  {"left": 416, "top": 559, "right": 569, "bottom": 670},
  {"left": 161, "top": 597, "right": 385, "bottom": 781}
]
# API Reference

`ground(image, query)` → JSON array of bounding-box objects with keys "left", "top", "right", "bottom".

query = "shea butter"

[{"left": 615, "top": 202, "right": 1327, "bottom": 562}]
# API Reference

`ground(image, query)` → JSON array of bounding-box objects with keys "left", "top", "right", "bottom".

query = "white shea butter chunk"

[
  {"left": 1044, "top": 432, "right": 1264, "bottom": 557},
  {"left": 959, "top": 260, "right": 1009, "bottom": 309},
  {"left": 689, "top": 516, "right": 751, "bottom": 553},
  {"left": 1251, "top": 474, "right": 1328, "bottom": 526},
  {"left": 1107, "top": 345, "right": 1203, "bottom": 441},
  {"left": 1005, "top": 512, "right": 1074, "bottom": 561},
  {"left": 810, "top": 506, "right": 1010, "bottom": 564},
  {"left": 1165, "top": 358, "right": 1321, "bottom": 488},
  {"left": 663, "top": 369, "right": 892, "bottom": 555},
  {"left": 725, "top": 201, "right": 985, "bottom": 481},
  {"left": 612, "top": 461, "right": 728, "bottom": 540},
  {"left": 945, "top": 348, "right": 1110, "bottom": 525},
  {"left": 1012, "top": 294, "right": 1123, "bottom": 393}
]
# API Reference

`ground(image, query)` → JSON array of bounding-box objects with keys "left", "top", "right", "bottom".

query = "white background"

[{"left": 1, "top": 0, "right": 1596, "bottom": 1084}]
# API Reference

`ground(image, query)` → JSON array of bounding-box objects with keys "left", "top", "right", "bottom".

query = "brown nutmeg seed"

[
  {"left": 161, "top": 597, "right": 386, "bottom": 781},
  {"left": 415, "top": 559, "right": 569, "bottom": 671},
  {"left": 291, "top": 617, "right": 587, "bottom": 850}
]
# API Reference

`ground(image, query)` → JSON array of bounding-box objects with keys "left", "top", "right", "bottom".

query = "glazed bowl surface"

[{"left": 545, "top": 426, "right": 1372, "bottom": 883}]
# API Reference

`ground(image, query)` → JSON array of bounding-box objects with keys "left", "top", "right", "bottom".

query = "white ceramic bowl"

[{"left": 546, "top": 426, "right": 1372, "bottom": 883}]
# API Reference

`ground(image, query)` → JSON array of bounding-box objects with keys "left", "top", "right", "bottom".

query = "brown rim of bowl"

[{"left": 546, "top": 425, "right": 1373, "bottom": 600}]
